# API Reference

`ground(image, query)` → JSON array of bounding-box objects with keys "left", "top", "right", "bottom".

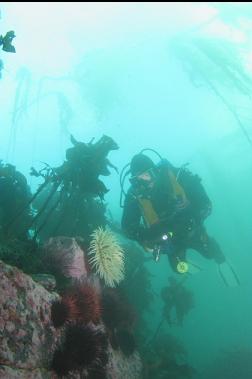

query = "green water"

[{"left": 1, "top": 2, "right": 252, "bottom": 378}]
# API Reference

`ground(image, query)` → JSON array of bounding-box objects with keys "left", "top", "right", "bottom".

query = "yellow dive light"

[{"left": 176, "top": 261, "right": 189, "bottom": 274}]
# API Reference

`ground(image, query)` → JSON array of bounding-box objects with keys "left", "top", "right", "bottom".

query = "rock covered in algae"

[{"left": 0, "top": 251, "right": 143, "bottom": 378}]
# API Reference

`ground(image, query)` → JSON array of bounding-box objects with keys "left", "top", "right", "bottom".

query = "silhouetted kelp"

[
  {"left": 3, "top": 135, "right": 118, "bottom": 244},
  {"left": 30, "top": 134, "right": 118, "bottom": 241},
  {"left": 0, "top": 161, "right": 32, "bottom": 240},
  {"left": 0, "top": 25, "right": 16, "bottom": 79},
  {"left": 170, "top": 27, "right": 252, "bottom": 150},
  {"left": 161, "top": 276, "right": 194, "bottom": 326}
]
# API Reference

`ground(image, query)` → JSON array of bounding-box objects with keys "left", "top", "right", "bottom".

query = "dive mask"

[{"left": 129, "top": 168, "right": 157, "bottom": 187}]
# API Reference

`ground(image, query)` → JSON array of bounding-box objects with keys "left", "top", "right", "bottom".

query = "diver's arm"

[
  {"left": 122, "top": 205, "right": 171, "bottom": 246},
  {"left": 122, "top": 188, "right": 176, "bottom": 246}
]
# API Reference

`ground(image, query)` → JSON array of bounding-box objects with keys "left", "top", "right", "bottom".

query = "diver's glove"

[{"left": 141, "top": 231, "right": 174, "bottom": 262}]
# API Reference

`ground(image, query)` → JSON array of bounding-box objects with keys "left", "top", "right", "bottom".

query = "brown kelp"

[
  {"left": 0, "top": 22, "right": 16, "bottom": 79},
  {"left": 0, "top": 161, "right": 33, "bottom": 239},
  {"left": 5, "top": 135, "right": 118, "bottom": 243},
  {"left": 161, "top": 276, "right": 194, "bottom": 327},
  {"left": 169, "top": 17, "right": 252, "bottom": 150}
]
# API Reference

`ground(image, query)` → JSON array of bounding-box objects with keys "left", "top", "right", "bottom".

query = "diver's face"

[
  {"left": 137, "top": 171, "right": 154, "bottom": 185},
  {"left": 130, "top": 169, "right": 156, "bottom": 190}
]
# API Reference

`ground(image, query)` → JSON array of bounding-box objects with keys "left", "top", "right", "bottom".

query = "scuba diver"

[{"left": 120, "top": 150, "right": 240, "bottom": 286}]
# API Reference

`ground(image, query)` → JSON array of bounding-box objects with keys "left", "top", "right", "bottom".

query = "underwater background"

[{"left": 1, "top": 2, "right": 252, "bottom": 378}]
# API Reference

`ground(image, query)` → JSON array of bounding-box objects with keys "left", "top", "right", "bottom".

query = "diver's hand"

[
  {"left": 143, "top": 246, "right": 154, "bottom": 253},
  {"left": 140, "top": 241, "right": 154, "bottom": 253}
]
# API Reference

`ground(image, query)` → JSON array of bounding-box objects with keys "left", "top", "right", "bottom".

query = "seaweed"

[
  {"left": 170, "top": 22, "right": 252, "bottom": 150},
  {"left": 5, "top": 135, "right": 118, "bottom": 243},
  {"left": 0, "top": 20, "right": 16, "bottom": 80},
  {"left": 0, "top": 161, "right": 33, "bottom": 239}
]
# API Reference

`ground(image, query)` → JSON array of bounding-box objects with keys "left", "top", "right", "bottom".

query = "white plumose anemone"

[{"left": 88, "top": 227, "right": 125, "bottom": 287}]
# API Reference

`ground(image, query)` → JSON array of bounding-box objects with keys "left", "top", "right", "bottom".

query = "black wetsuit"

[{"left": 121, "top": 161, "right": 225, "bottom": 272}]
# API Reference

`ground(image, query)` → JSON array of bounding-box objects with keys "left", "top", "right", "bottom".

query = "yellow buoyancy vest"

[
  {"left": 167, "top": 168, "right": 188, "bottom": 204},
  {"left": 137, "top": 168, "right": 188, "bottom": 228},
  {"left": 137, "top": 197, "right": 159, "bottom": 227}
]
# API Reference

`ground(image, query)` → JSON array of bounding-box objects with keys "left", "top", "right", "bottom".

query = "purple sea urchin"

[
  {"left": 64, "top": 324, "right": 98, "bottom": 366},
  {"left": 51, "top": 349, "right": 72, "bottom": 377},
  {"left": 51, "top": 300, "right": 69, "bottom": 328},
  {"left": 51, "top": 323, "right": 108, "bottom": 376}
]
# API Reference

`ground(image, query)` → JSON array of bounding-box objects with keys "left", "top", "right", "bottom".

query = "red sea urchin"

[
  {"left": 51, "top": 323, "right": 108, "bottom": 376},
  {"left": 51, "top": 282, "right": 101, "bottom": 328},
  {"left": 75, "top": 283, "right": 101, "bottom": 323},
  {"left": 64, "top": 282, "right": 101, "bottom": 324}
]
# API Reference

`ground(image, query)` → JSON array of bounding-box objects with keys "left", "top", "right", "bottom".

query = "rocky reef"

[{"left": 0, "top": 237, "right": 143, "bottom": 379}]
